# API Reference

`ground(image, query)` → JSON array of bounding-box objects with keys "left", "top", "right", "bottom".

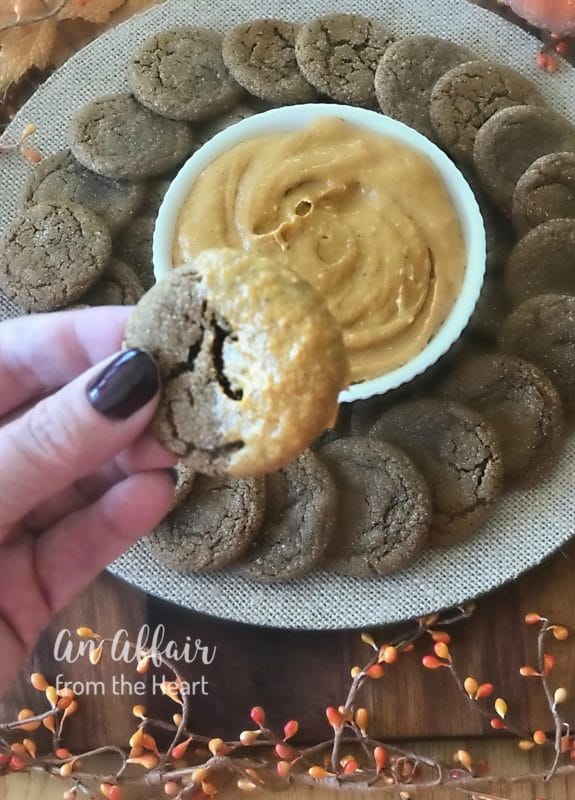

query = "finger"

[
  {"left": 34, "top": 470, "right": 175, "bottom": 613},
  {"left": 0, "top": 306, "right": 132, "bottom": 417},
  {"left": 0, "top": 348, "right": 161, "bottom": 533}
]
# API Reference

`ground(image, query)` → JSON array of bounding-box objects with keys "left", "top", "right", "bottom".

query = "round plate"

[{"left": 1, "top": 0, "right": 574, "bottom": 629}]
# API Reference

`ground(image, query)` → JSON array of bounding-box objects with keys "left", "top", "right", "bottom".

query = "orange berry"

[
  {"left": 275, "top": 742, "right": 297, "bottom": 761},
  {"left": 308, "top": 766, "right": 329, "bottom": 780},
  {"left": 89, "top": 645, "right": 103, "bottom": 665},
  {"left": 430, "top": 631, "right": 451, "bottom": 644},
  {"left": 22, "top": 739, "right": 36, "bottom": 759},
  {"left": 30, "top": 673, "right": 48, "bottom": 692},
  {"left": 546, "top": 54, "right": 559, "bottom": 73},
  {"left": 59, "top": 761, "right": 75, "bottom": 777},
  {"left": 16, "top": 709, "right": 40, "bottom": 733},
  {"left": 142, "top": 734, "right": 160, "bottom": 756},
  {"left": 171, "top": 738, "right": 192, "bottom": 760},
  {"left": 201, "top": 781, "right": 218, "bottom": 796},
  {"left": 191, "top": 767, "right": 209, "bottom": 783},
  {"left": 463, "top": 677, "right": 478, "bottom": 699},
  {"left": 126, "top": 754, "right": 158, "bottom": 769},
  {"left": 10, "top": 757, "right": 27, "bottom": 770},
  {"left": 379, "top": 645, "right": 398, "bottom": 664},
  {"left": 374, "top": 746, "right": 388, "bottom": 772},
  {"left": 524, "top": 613, "right": 542, "bottom": 625},
  {"left": 552, "top": 625, "right": 569, "bottom": 641},
  {"left": 55, "top": 748, "right": 72, "bottom": 760},
  {"left": 136, "top": 657, "right": 151, "bottom": 675},
  {"left": 554, "top": 688, "right": 568, "bottom": 705},
  {"left": 237, "top": 778, "right": 257, "bottom": 792},
  {"left": 208, "top": 738, "right": 226, "bottom": 756},
  {"left": 77, "top": 627, "right": 99, "bottom": 639},
  {"left": 490, "top": 718, "right": 507, "bottom": 730},
  {"left": 343, "top": 759, "right": 358, "bottom": 774},
  {"left": 45, "top": 686, "right": 58, "bottom": 707},
  {"left": 361, "top": 632, "right": 377, "bottom": 649},
  {"left": 239, "top": 730, "right": 260, "bottom": 746},
  {"left": 495, "top": 698, "right": 508, "bottom": 719},
  {"left": 544, "top": 654, "right": 555, "bottom": 675},
  {"left": 355, "top": 707, "right": 369, "bottom": 732},
  {"left": 325, "top": 706, "right": 343, "bottom": 728},
  {"left": 533, "top": 730, "right": 547, "bottom": 746},
  {"left": 283, "top": 720, "right": 298, "bottom": 740},
  {"left": 132, "top": 705, "right": 146, "bottom": 719},
  {"left": 520, "top": 666, "right": 540, "bottom": 677},
  {"left": 250, "top": 706, "right": 265, "bottom": 727},
  {"left": 402, "top": 643, "right": 415, "bottom": 653},
  {"left": 421, "top": 655, "right": 446, "bottom": 669},
  {"left": 475, "top": 683, "right": 494, "bottom": 699},
  {"left": 276, "top": 761, "right": 292, "bottom": 779},
  {"left": 555, "top": 40, "right": 569, "bottom": 55},
  {"left": 518, "top": 740, "right": 535, "bottom": 751},
  {"left": 536, "top": 53, "right": 549, "bottom": 70},
  {"left": 455, "top": 750, "right": 473, "bottom": 770},
  {"left": 43, "top": 715, "right": 56, "bottom": 733},
  {"left": 350, "top": 665, "right": 362, "bottom": 678},
  {"left": 164, "top": 781, "right": 180, "bottom": 796},
  {"left": 367, "top": 663, "right": 385, "bottom": 679},
  {"left": 433, "top": 642, "right": 451, "bottom": 660}
]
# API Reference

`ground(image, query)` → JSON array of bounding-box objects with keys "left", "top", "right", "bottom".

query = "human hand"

[{"left": 0, "top": 307, "right": 177, "bottom": 697}]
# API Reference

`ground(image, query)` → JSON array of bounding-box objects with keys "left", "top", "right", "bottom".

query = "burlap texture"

[{"left": 1, "top": 0, "right": 575, "bottom": 629}]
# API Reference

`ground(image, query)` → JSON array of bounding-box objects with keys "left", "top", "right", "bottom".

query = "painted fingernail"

[{"left": 87, "top": 349, "right": 159, "bottom": 419}]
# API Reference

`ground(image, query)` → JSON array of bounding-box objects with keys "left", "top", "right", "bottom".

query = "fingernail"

[{"left": 87, "top": 349, "right": 159, "bottom": 419}]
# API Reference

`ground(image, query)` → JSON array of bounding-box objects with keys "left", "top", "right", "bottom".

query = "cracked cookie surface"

[
  {"left": 499, "top": 294, "right": 575, "bottom": 412},
  {"left": 440, "top": 353, "right": 564, "bottom": 487},
  {"left": 237, "top": 450, "right": 337, "bottom": 582},
  {"left": 430, "top": 61, "right": 544, "bottom": 164},
  {"left": 222, "top": 19, "right": 317, "bottom": 105},
  {"left": 295, "top": 13, "right": 392, "bottom": 107},
  {"left": 375, "top": 36, "right": 475, "bottom": 141},
  {"left": 0, "top": 201, "right": 111, "bottom": 312},
  {"left": 124, "top": 249, "right": 349, "bottom": 478},
  {"left": 21, "top": 149, "right": 145, "bottom": 234},
  {"left": 70, "top": 93, "right": 194, "bottom": 180},
  {"left": 83, "top": 257, "right": 144, "bottom": 306},
  {"left": 371, "top": 398, "right": 503, "bottom": 547},
  {"left": 128, "top": 27, "right": 243, "bottom": 122},
  {"left": 512, "top": 152, "right": 575, "bottom": 234},
  {"left": 317, "top": 436, "right": 431, "bottom": 576},
  {"left": 146, "top": 474, "right": 265, "bottom": 572}
]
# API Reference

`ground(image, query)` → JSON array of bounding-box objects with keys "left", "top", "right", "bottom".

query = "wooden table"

[{"left": 2, "top": 1, "right": 575, "bottom": 797}]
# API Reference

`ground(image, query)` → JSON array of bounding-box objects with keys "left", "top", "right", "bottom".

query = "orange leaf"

[
  {"left": 57, "top": 0, "right": 126, "bottom": 23},
  {"left": 0, "top": 20, "right": 58, "bottom": 91}
]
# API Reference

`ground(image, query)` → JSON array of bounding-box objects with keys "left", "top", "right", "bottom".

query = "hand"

[{"left": 0, "top": 307, "right": 177, "bottom": 697}]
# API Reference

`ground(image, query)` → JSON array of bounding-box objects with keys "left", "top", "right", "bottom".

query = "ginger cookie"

[
  {"left": 371, "top": 399, "right": 503, "bottom": 547},
  {"left": 124, "top": 249, "right": 349, "bottom": 478},
  {"left": 375, "top": 36, "right": 475, "bottom": 141},
  {"left": 440, "top": 353, "right": 564, "bottom": 487},
  {"left": 295, "top": 13, "right": 392, "bottom": 107},
  {"left": 467, "top": 274, "right": 509, "bottom": 342},
  {"left": 222, "top": 20, "right": 317, "bottom": 105},
  {"left": 238, "top": 450, "right": 338, "bottom": 583},
  {"left": 21, "top": 149, "right": 145, "bottom": 234},
  {"left": 512, "top": 152, "right": 575, "bottom": 234},
  {"left": 316, "top": 436, "right": 431, "bottom": 577},
  {"left": 116, "top": 215, "right": 155, "bottom": 290},
  {"left": 473, "top": 105, "right": 575, "bottom": 214},
  {"left": 70, "top": 93, "right": 194, "bottom": 180},
  {"left": 146, "top": 474, "right": 265, "bottom": 573},
  {"left": 0, "top": 201, "right": 110, "bottom": 312},
  {"left": 505, "top": 219, "right": 575, "bottom": 305},
  {"left": 82, "top": 258, "right": 144, "bottom": 306},
  {"left": 430, "top": 61, "right": 544, "bottom": 164},
  {"left": 499, "top": 294, "right": 575, "bottom": 412},
  {"left": 172, "top": 462, "right": 196, "bottom": 508},
  {"left": 196, "top": 103, "right": 257, "bottom": 147},
  {"left": 128, "top": 28, "right": 243, "bottom": 122},
  {"left": 141, "top": 178, "right": 171, "bottom": 217}
]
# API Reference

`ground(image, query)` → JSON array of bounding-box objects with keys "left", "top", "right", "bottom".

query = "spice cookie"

[
  {"left": 499, "top": 294, "right": 575, "bottom": 411},
  {"left": 116, "top": 216, "right": 155, "bottom": 291},
  {"left": 295, "top": 14, "right": 392, "bottom": 107},
  {"left": 512, "top": 152, "right": 575, "bottom": 233},
  {"left": 141, "top": 178, "right": 171, "bottom": 217},
  {"left": 172, "top": 462, "right": 196, "bottom": 507},
  {"left": 196, "top": 104, "right": 257, "bottom": 147},
  {"left": 0, "top": 201, "right": 110, "bottom": 312},
  {"left": 82, "top": 258, "right": 144, "bottom": 306},
  {"left": 124, "top": 249, "right": 349, "bottom": 477},
  {"left": 316, "top": 436, "right": 431, "bottom": 577},
  {"left": 146, "top": 474, "right": 265, "bottom": 572},
  {"left": 473, "top": 105, "right": 575, "bottom": 214},
  {"left": 440, "top": 353, "right": 564, "bottom": 486},
  {"left": 222, "top": 20, "right": 317, "bottom": 105},
  {"left": 70, "top": 93, "right": 194, "bottom": 180},
  {"left": 21, "top": 149, "right": 145, "bottom": 234},
  {"left": 238, "top": 450, "right": 337, "bottom": 582},
  {"left": 468, "top": 275, "right": 509, "bottom": 341},
  {"left": 505, "top": 219, "right": 575, "bottom": 305},
  {"left": 371, "top": 399, "right": 503, "bottom": 546},
  {"left": 430, "top": 61, "right": 545, "bottom": 164},
  {"left": 375, "top": 36, "right": 475, "bottom": 141},
  {"left": 128, "top": 28, "right": 243, "bottom": 122}
]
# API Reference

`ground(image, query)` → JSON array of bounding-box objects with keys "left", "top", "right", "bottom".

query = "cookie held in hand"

[{"left": 124, "top": 249, "right": 349, "bottom": 477}]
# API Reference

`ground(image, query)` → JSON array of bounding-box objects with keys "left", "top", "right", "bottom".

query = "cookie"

[
  {"left": 70, "top": 93, "right": 194, "bottom": 180},
  {"left": 430, "top": 61, "right": 545, "bottom": 164},
  {"left": 371, "top": 399, "right": 503, "bottom": 546},
  {"left": 374, "top": 36, "right": 475, "bottom": 141},
  {"left": 172, "top": 462, "right": 196, "bottom": 507},
  {"left": 317, "top": 436, "right": 431, "bottom": 576},
  {"left": 0, "top": 201, "right": 110, "bottom": 312},
  {"left": 116, "top": 216, "right": 155, "bottom": 290},
  {"left": 141, "top": 178, "right": 171, "bottom": 217},
  {"left": 295, "top": 14, "right": 392, "bottom": 107},
  {"left": 196, "top": 104, "right": 257, "bottom": 147},
  {"left": 21, "top": 149, "right": 145, "bottom": 234},
  {"left": 473, "top": 105, "right": 575, "bottom": 213},
  {"left": 505, "top": 219, "right": 575, "bottom": 305},
  {"left": 440, "top": 353, "right": 564, "bottom": 486},
  {"left": 222, "top": 20, "right": 317, "bottom": 105},
  {"left": 238, "top": 450, "right": 337, "bottom": 582},
  {"left": 512, "top": 152, "right": 575, "bottom": 234},
  {"left": 468, "top": 274, "right": 509, "bottom": 341},
  {"left": 146, "top": 474, "right": 265, "bottom": 572},
  {"left": 124, "top": 249, "right": 349, "bottom": 477},
  {"left": 82, "top": 257, "right": 144, "bottom": 306},
  {"left": 128, "top": 28, "right": 243, "bottom": 122},
  {"left": 499, "top": 294, "right": 575, "bottom": 411}
]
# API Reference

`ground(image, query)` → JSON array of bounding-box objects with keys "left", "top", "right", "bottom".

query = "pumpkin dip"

[{"left": 172, "top": 117, "right": 465, "bottom": 383}]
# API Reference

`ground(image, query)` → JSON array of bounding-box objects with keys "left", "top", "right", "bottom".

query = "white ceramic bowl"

[{"left": 153, "top": 103, "right": 486, "bottom": 403}]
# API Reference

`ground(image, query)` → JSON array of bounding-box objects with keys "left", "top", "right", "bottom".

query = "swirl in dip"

[{"left": 172, "top": 117, "right": 465, "bottom": 383}]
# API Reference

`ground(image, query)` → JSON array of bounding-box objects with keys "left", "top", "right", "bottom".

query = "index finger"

[{"left": 0, "top": 306, "right": 133, "bottom": 418}]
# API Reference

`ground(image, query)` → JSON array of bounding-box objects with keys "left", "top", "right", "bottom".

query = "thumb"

[{"left": 0, "top": 349, "right": 162, "bottom": 531}]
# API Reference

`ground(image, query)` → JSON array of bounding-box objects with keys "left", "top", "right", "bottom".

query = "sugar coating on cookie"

[
  {"left": 116, "top": 215, "right": 155, "bottom": 290},
  {"left": 124, "top": 249, "right": 349, "bottom": 478},
  {"left": 295, "top": 13, "right": 392, "bottom": 107},
  {"left": 222, "top": 20, "right": 317, "bottom": 105},
  {"left": 0, "top": 201, "right": 111, "bottom": 312},
  {"left": 128, "top": 27, "right": 243, "bottom": 122},
  {"left": 82, "top": 257, "right": 144, "bottom": 306},
  {"left": 512, "top": 152, "right": 575, "bottom": 233}
]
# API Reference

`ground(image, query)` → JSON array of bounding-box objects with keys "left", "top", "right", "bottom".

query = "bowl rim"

[{"left": 153, "top": 103, "right": 486, "bottom": 403}]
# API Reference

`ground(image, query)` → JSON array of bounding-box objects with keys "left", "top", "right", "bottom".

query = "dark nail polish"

[{"left": 87, "top": 349, "right": 159, "bottom": 419}]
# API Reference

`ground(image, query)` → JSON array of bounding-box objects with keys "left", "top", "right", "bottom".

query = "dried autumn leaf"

[
  {"left": 58, "top": 0, "right": 127, "bottom": 24},
  {"left": 0, "top": 19, "right": 58, "bottom": 91}
]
